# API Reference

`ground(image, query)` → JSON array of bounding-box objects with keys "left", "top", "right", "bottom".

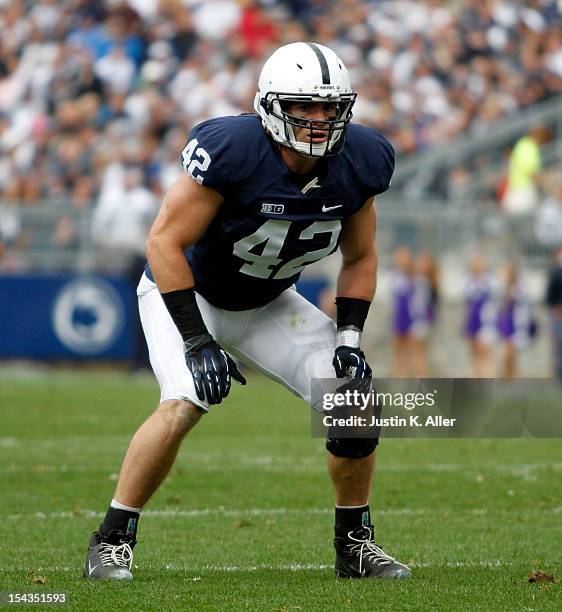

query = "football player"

[{"left": 84, "top": 42, "right": 411, "bottom": 580}]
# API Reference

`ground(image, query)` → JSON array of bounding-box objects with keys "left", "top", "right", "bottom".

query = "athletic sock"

[
  {"left": 335, "top": 504, "right": 371, "bottom": 536},
  {"left": 99, "top": 499, "right": 141, "bottom": 543}
]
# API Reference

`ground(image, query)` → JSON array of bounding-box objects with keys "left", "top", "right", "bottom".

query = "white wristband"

[{"left": 336, "top": 325, "right": 361, "bottom": 348}]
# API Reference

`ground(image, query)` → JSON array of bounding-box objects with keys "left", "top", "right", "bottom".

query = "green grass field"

[{"left": 0, "top": 369, "right": 560, "bottom": 611}]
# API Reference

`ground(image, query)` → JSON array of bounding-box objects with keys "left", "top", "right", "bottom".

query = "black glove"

[
  {"left": 185, "top": 341, "right": 246, "bottom": 405},
  {"left": 333, "top": 346, "right": 372, "bottom": 379}
]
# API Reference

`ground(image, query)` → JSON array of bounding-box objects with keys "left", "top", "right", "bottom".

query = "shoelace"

[
  {"left": 98, "top": 542, "right": 133, "bottom": 569},
  {"left": 346, "top": 527, "right": 397, "bottom": 576}
]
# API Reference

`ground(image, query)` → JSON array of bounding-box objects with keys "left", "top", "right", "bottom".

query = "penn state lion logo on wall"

[{"left": 52, "top": 278, "right": 124, "bottom": 355}]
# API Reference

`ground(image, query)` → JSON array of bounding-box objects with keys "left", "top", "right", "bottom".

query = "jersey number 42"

[
  {"left": 182, "top": 139, "right": 211, "bottom": 184},
  {"left": 233, "top": 219, "right": 341, "bottom": 280}
]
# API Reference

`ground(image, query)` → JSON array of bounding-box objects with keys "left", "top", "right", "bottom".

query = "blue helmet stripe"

[{"left": 306, "top": 43, "right": 331, "bottom": 85}]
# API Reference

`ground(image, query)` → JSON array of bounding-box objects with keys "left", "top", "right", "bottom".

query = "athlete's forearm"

[
  {"left": 336, "top": 250, "right": 377, "bottom": 302},
  {"left": 146, "top": 236, "right": 195, "bottom": 293}
]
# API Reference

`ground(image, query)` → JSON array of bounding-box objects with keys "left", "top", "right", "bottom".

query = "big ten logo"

[{"left": 260, "top": 203, "right": 285, "bottom": 214}]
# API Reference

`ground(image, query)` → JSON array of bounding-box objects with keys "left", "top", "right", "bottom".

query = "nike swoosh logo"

[
  {"left": 322, "top": 204, "right": 343, "bottom": 212},
  {"left": 88, "top": 560, "right": 98, "bottom": 575}
]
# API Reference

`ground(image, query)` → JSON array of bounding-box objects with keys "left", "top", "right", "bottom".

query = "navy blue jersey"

[{"left": 146, "top": 114, "right": 394, "bottom": 310}]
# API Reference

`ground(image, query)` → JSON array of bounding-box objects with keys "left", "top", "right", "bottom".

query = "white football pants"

[{"left": 137, "top": 273, "right": 336, "bottom": 411}]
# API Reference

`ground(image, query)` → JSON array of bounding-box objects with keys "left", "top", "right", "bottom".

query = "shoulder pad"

[
  {"left": 180, "top": 114, "right": 263, "bottom": 193},
  {"left": 344, "top": 124, "right": 396, "bottom": 198}
]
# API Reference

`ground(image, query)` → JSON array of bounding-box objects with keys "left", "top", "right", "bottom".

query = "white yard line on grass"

[
  {"left": 3, "top": 507, "right": 426, "bottom": 520},
  {"left": 156, "top": 560, "right": 515, "bottom": 571},
  {"left": 3, "top": 506, "right": 561, "bottom": 521},
  {"left": 1, "top": 560, "right": 516, "bottom": 574},
  {"left": 0, "top": 438, "right": 19, "bottom": 448},
  {"left": 1, "top": 460, "right": 561, "bottom": 476}
]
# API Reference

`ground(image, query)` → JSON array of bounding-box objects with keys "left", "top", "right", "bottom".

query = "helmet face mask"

[
  {"left": 255, "top": 43, "right": 357, "bottom": 158},
  {"left": 262, "top": 92, "right": 357, "bottom": 157}
]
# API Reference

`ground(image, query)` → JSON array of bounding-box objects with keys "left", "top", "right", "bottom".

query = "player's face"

[{"left": 284, "top": 102, "right": 338, "bottom": 144}]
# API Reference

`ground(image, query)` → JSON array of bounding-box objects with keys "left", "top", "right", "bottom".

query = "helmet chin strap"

[
  {"left": 292, "top": 140, "right": 329, "bottom": 157},
  {"left": 285, "top": 122, "right": 330, "bottom": 157}
]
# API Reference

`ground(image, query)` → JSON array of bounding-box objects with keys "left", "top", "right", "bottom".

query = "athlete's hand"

[
  {"left": 185, "top": 341, "right": 246, "bottom": 404},
  {"left": 333, "top": 346, "right": 372, "bottom": 379}
]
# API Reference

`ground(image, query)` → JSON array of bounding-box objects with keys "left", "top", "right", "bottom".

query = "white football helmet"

[{"left": 254, "top": 42, "right": 356, "bottom": 157}]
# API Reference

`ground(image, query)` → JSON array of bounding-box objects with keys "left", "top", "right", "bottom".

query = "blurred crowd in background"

[{"left": 0, "top": 0, "right": 561, "bottom": 209}]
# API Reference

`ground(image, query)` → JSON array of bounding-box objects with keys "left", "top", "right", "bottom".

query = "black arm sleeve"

[
  {"left": 160, "top": 288, "right": 213, "bottom": 350},
  {"left": 335, "top": 297, "right": 371, "bottom": 331}
]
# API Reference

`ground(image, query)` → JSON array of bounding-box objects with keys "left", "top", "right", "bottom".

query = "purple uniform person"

[
  {"left": 464, "top": 255, "right": 497, "bottom": 377},
  {"left": 390, "top": 247, "right": 415, "bottom": 377},
  {"left": 496, "top": 263, "right": 535, "bottom": 378},
  {"left": 411, "top": 253, "right": 439, "bottom": 377}
]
